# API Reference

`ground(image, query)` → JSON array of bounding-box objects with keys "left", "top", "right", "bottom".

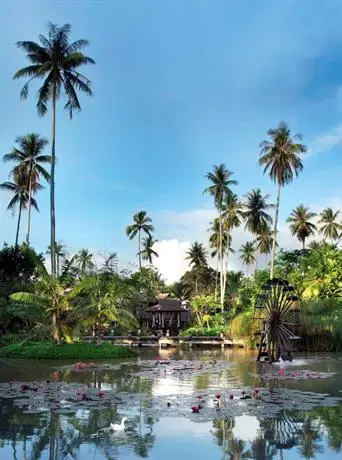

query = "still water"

[{"left": 0, "top": 348, "right": 341, "bottom": 459}]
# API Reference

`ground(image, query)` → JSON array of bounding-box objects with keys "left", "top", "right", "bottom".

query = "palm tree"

[
  {"left": 287, "top": 205, "right": 316, "bottom": 249},
  {"left": 3, "top": 133, "right": 50, "bottom": 244},
  {"left": 0, "top": 172, "right": 39, "bottom": 246},
  {"left": 75, "top": 249, "right": 94, "bottom": 274},
  {"left": 318, "top": 207, "right": 341, "bottom": 243},
  {"left": 209, "top": 217, "right": 228, "bottom": 300},
  {"left": 14, "top": 23, "right": 95, "bottom": 275},
  {"left": 259, "top": 121, "right": 307, "bottom": 278},
  {"left": 221, "top": 193, "right": 243, "bottom": 306},
  {"left": 186, "top": 242, "right": 207, "bottom": 293},
  {"left": 126, "top": 211, "right": 154, "bottom": 270},
  {"left": 242, "top": 189, "right": 273, "bottom": 271},
  {"left": 170, "top": 281, "right": 191, "bottom": 301},
  {"left": 256, "top": 226, "right": 275, "bottom": 266},
  {"left": 239, "top": 242, "right": 256, "bottom": 275},
  {"left": 47, "top": 242, "right": 66, "bottom": 276},
  {"left": 243, "top": 188, "right": 273, "bottom": 235},
  {"left": 204, "top": 164, "right": 237, "bottom": 306},
  {"left": 102, "top": 252, "right": 118, "bottom": 273},
  {"left": 139, "top": 235, "right": 159, "bottom": 265}
]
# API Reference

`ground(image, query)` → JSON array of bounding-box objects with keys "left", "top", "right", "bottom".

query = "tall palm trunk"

[
  {"left": 222, "top": 233, "right": 230, "bottom": 310},
  {"left": 214, "top": 253, "right": 219, "bottom": 300},
  {"left": 25, "top": 165, "right": 33, "bottom": 244},
  {"left": 15, "top": 200, "right": 23, "bottom": 247},
  {"left": 138, "top": 229, "right": 141, "bottom": 270},
  {"left": 218, "top": 208, "right": 224, "bottom": 307},
  {"left": 270, "top": 183, "right": 281, "bottom": 279},
  {"left": 50, "top": 88, "right": 57, "bottom": 276}
]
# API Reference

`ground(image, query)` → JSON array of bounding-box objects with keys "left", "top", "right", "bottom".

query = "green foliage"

[
  {"left": 235, "top": 269, "right": 269, "bottom": 314},
  {"left": 182, "top": 326, "right": 222, "bottom": 337},
  {"left": 0, "top": 243, "right": 44, "bottom": 283},
  {"left": 229, "top": 309, "right": 256, "bottom": 346},
  {"left": 300, "top": 298, "right": 342, "bottom": 351},
  {"left": 180, "top": 266, "right": 217, "bottom": 297},
  {"left": 274, "top": 244, "right": 342, "bottom": 299},
  {"left": 0, "top": 341, "right": 137, "bottom": 359},
  {"left": 190, "top": 294, "right": 220, "bottom": 328}
]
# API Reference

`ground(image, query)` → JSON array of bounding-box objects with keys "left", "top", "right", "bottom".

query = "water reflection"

[{"left": 0, "top": 351, "right": 341, "bottom": 459}]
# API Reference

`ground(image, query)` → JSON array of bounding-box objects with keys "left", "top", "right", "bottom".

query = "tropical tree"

[
  {"left": 287, "top": 205, "right": 316, "bottom": 249},
  {"left": 126, "top": 211, "right": 154, "bottom": 269},
  {"left": 204, "top": 164, "right": 237, "bottom": 306},
  {"left": 209, "top": 218, "right": 228, "bottom": 300},
  {"left": 221, "top": 193, "right": 243, "bottom": 306},
  {"left": 68, "top": 275, "right": 138, "bottom": 339},
  {"left": 242, "top": 188, "right": 273, "bottom": 235},
  {"left": 47, "top": 241, "right": 66, "bottom": 277},
  {"left": 139, "top": 235, "right": 159, "bottom": 265},
  {"left": 256, "top": 226, "right": 275, "bottom": 266},
  {"left": 186, "top": 242, "right": 207, "bottom": 293},
  {"left": 14, "top": 22, "right": 95, "bottom": 275},
  {"left": 0, "top": 172, "right": 39, "bottom": 246},
  {"left": 259, "top": 121, "right": 307, "bottom": 278},
  {"left": 3, "top": 133, "right": 50, "bottom": 244},
  {"left": 75, "top": 249, "right": 94, "bottom": 274},
  {"left": 318, "top": 207, "right": 341, "bottom": 244},
  {"left": 101, "top": 252, "right": 118, "bottom": 274},
  {"left": 239, "top": 242, "right": 256, "bottom": 275},
  {"left": 170, "top": 281, "right": 191, "bottom": 301}
]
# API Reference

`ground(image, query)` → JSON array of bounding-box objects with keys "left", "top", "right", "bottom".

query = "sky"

[{"left": 1, "top": 0, "right": 342, "bottom": 283}]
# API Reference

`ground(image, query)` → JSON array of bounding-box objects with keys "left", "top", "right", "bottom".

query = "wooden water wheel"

[{"left": 254, "top": 278, "right": 301, "bottom": 363}]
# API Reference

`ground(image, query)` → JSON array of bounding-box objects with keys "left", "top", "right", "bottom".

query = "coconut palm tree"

[
  {"left": 242, "top": 189, "right": 273, "bottom": 271},
  {"left": 204, "top": 164, "right": 237, "bottom": 305},
  {"left": 209, "top": 218, "right": 228, "bottom": 300},
  {"left": 101, "top": 252, "right": 118, "bottom": 273},
  {"left": 3, "top": 133, "right": 50, "bottom": 244},
  {"left": 0, "top": 172, "right": 39, "bottom": 246},
  {"left": 46, "top": 242, "right": 66, "bottom": 276},
  {"left": 186, "top": 242, "right": 207, "bottom": 293},
  {"left": 259, "top": 122, "right": 307, "bottom": 278},
  {"left": 75, "top": 249, "right": 94, "bottom": 274},
  {"left": 126, "top": 211, "right": 154, "bottom": 270},
  {"left": 318, "top": 207, "right": 341, "bottom": 244},
  {"left": 139, "top": 235, "right": 159, "bottom": 265},
  {"left": 256, "top": 226, "right": 276, "bottom": 266},
  {"left": 221, "top": 193, "right": 243, "bottom": 306},
  {"left": 287, "top": 205, "right": 316, "bottom": 249},
  {"left": 239, "top": 242, "right": 256, "bottom": 275},
  {"left": 242, "top": 188, "right": 273, "bottom": 236},
  {"left": 14, "top": 23, "right": 95, "bottom": 275}
]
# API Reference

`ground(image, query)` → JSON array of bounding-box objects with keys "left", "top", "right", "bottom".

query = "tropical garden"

[{"left": 1, "top": 23, "right": 342, "bottom": 356}]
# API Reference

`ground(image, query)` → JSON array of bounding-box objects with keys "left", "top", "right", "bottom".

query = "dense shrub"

[{"left": 0, "top": 341, "right": 137, "bottom": 359}]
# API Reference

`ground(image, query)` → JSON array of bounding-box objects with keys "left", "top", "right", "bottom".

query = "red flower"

[{"left": 215, "top": 392, "right": 222, "bottom": 400}]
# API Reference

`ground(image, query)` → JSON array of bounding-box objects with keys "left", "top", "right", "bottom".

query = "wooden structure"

[
  {"left": 81, "top": 335, "right": 245, "bottom": 348},
  {"left": 142, "top": 297, "right": 189, "bottom": 334},
  {"left": 254, "top": 278, "right": 300, "bottom": 363}
]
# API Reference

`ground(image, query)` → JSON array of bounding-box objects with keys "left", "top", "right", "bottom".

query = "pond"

[{"left": 0, "top": 348, "right": 342, "bottom": 459}]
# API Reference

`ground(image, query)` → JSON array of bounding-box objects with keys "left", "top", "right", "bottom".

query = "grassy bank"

[{"left": 0, "top": 341, "right": 138, "bottom": 359}]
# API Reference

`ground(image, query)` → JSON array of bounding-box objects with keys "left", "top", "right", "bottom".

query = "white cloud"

[
  {"left": 153, "top": 239, "right": 191, "bottom": 284},
  {"left": 309, "top": 123, "right": 342, "bottom": 156}
]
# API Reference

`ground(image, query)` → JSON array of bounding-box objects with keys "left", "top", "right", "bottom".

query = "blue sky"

[{"left": 1, "top": 1, "right": 342, "bottom": 281}]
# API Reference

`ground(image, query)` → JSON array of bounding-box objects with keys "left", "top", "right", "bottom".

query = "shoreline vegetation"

[{"left": 0, "top": 341, "right": 137, "bottom": 359}]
